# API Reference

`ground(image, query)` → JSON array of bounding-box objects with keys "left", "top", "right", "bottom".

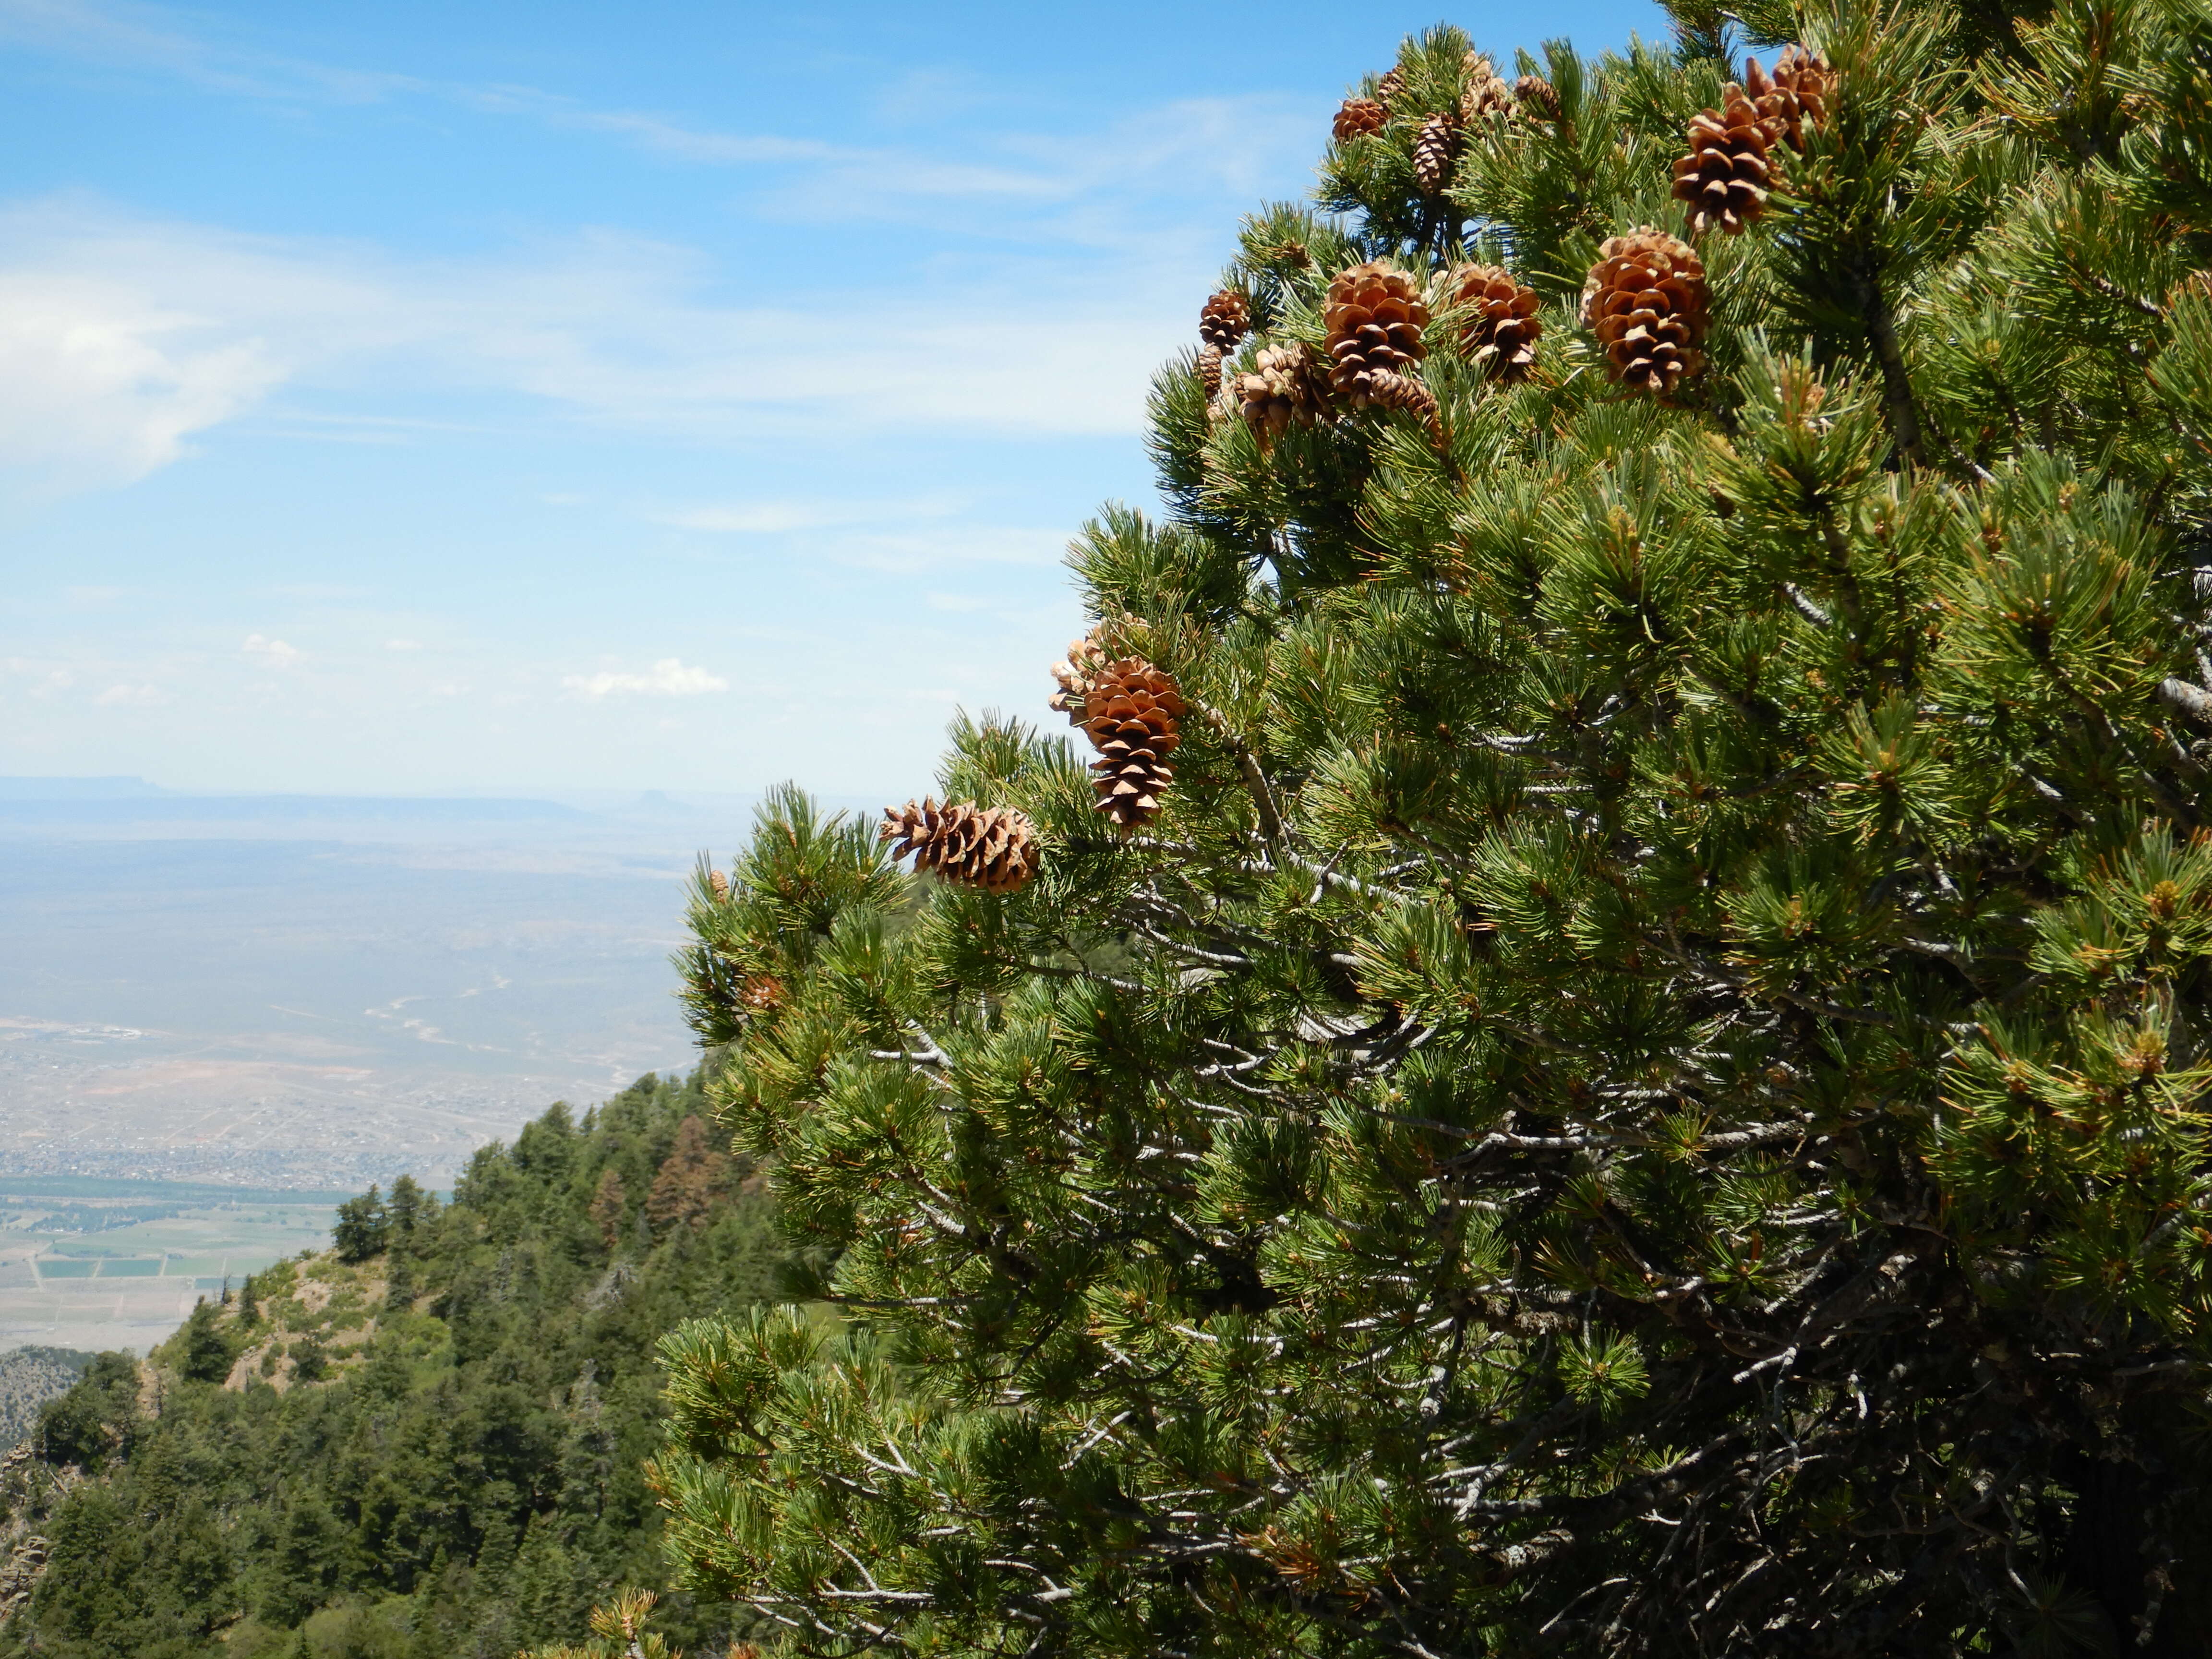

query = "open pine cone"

[
  {"left": 1333, "top": 97, "right": 1387, "bottom": 143},
  {"left": 1049, "top": 630, "right": 1114, "bottom": 722},
  {"left": 1200, "top": 290, "right": 1252, "bottom": 352},
  {"left": 1375, "top": 67, "right": 1405, "bottom": 112},
  {"left": 1324, "top": 261, "right": 1430, "bottom": 407},
  {"left": 1747, "top": 46, "right": 1835, "bottom": 150},
  {"left": 1234, "top": 342, "right": 1334, "bottom": 445},
  {"left": 1671, "top": 82, "right": 1785, "bottom": 236},
  {"left": 1078, "top": 658, "right": 1185, "bottom": 829},
  {"left": 880, "top": 798, "right": 1041, "bottom": 894},
  {"left": 1460, "top": 52, "right": 1515, "bottom": 123},
  {"left": 1582, "top": 228, "right": 1709, "bottom": 395},
  {"left": 1414, "top": 112, "right": 1462, "bottom": 196},
  {"left": 1447, "top": 264, "right": 1543, "bottom": 382}
]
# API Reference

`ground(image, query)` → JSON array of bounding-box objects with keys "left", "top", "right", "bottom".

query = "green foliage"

[
  {"left": 0, "top": 1346, "right": 97, "bottom": 1450},
  {"left": 178, "top": 1298, "right": 237, "bottom": 1384},
  {"left": 660, "top": 6, "right": 2212, "bottom": 1655},
  {"left": 32, "top": 1352, "right": 140, "bottom": 1473},
  {"left": 331, "top": 1187, "right": 389, "bottom": 1265},
  {"left": 1, "top": 1071, "right": 789, "bottom": 1659}
]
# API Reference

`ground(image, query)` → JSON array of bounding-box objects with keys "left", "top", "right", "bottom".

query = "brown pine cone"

[
  {"left": 706, "top": 868, "right": 730, "bottom": 901},
  {"left": 1446, "top": 264, "right": 1542, "bottom": 382},
  {"left": 1581, "top": 228, "right": 1709, "bottom": 395},
  {"left": 1200, "top": 289, "right": 1252, "bottom": 351},
  {"left": 1414, "top": 112, "right": 1462, "bottom": 195},
  {"left": 1671, "top": 82, "right": 1785, "bottom": 236},
  {"left": 1333, "top": 97, "right": 1388, "bottom": 143},
  {"left": 1079, "top": 659, "right": 1184, "bottom": 828},
  {"left": 880, "top": 797, "right": 1041, "bottom": 894},
  {"left": 1048, "top": 630, "right": 1114, "bottom": 722},
  {"left": 1234, "top": 341, "right": 1333, "bottom": 446},
  {"left": 1747, "top": 46, "right": 1834, "bottom": 150},
  {"left": 1324, "top": 261, "right": 1430, "bottom": 406},
  {"left": 1364, "top": 367, "right": 1444, "bottom": 445},
  {"left": 1460, "top": 52, "right": 1515, "bottom": 123},
  {"left": 1515, "top": 74, "right": 1561, "bottom": 121},
  {"left": 1376, "top": 67, "right": 1405, "bottom": 112},
  {"left": 1198, "top": 345, "right": 1224, "bottom": 396}
]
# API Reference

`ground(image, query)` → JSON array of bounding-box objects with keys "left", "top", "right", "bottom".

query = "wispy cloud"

[
  {"left": 93, "top": 681, "right": 169, "bottom": 705},
  {"left": 0, "top": 0, "right": 1311, "bottom": 233},
  {"left": 561, "top": 658, "right": 728, "bottom": 699},
  {"left": 0, "top": 0, "right": 1315, "bottom": 495},
  {"left": 243, "top": 632, "right": 301, "bottom": 666},
  {"left": 0, "top": 266, "right": 282, "bottom": 486},
  {"left": 0, "top": 196, "right": 1206, "bottom": 486}
]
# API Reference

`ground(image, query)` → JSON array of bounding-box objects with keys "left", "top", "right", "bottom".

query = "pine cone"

[
  {"left": 880, "top": 798, "right": 1041, "bottom": 894},
  {"left": 1582, "top": 228, "right": 1709, "bottom": 395},
  {"left": 1414, "top": 112, "right": 1462, "bottom": 196},
  {"left": 1446, "top": 264, "right": 1542, "bottom": 382},
  {"left": 1333, "top": 97, "right": 1387, "bottom": 143},
  {"left": 1671, "top": 82, "right": 1785, "bottom": 236},
  {"left": 1198, "top": 345, "right": 1224, "bottom": 397},
  {"left": 1234, "top": 341, "right": 1333, "bottom": 445},
  {"left": 1049, "top": 630, "right": 1113, "bottom": 721},
  {"left": 1324, "top": 261, "right": 1430, "bottom": 407},
  {"left": 1079, "top": 659, "right": 1184, "bottom": 829},
  {"left": 1200, "top": 289, "right": 1252, "bottom": 352},
  {"left": 1747, "top": 46, "right": 1835, "bottom": 150},
  {"left": 1376, "top": 67, "right": 1405, "bottom": 112},
  {"left": 1515, "top": 74, "right": 1561, "bottom": 121},
  {"left": 1460, "top": 53, "right": 1515, "bottom": 123},
  {"left": 1364, "top": 368, "right": 1445, "bottom": 445},
  {"left": 706, "top": 868, "right": 730, "bottom": 901}
]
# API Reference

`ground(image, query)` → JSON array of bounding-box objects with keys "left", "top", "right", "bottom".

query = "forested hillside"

[
  {"left": 0, "top": 1070, "right": 784, "bottom": 1659},
  {"left": 0, "top": 1352, "right": 94, "bottom": 1453}
]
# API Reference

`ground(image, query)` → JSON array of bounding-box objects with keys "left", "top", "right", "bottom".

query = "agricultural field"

[{"left": 0, "top": 1182, "right": 340, "bottom": 1353}]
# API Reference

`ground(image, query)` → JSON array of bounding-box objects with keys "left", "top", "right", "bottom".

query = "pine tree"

[
  {"left": 659, "top": 6, "right": 2212, "bottom": 1653},
  {"left": 646, "top": 1116, "right": 729, "bottom": 1236},
  {"left": 590, "top": 1166, "right": 629, "bottom": 1251},
  {"left": 177, "top": 1299, "right": 231, "bottom": 1385},
  {"left": 331, "top": 1184, "right": 388, "bottom": 1263}
]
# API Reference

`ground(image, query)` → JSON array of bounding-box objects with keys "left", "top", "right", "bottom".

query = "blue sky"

[{"left": 0, "top": 0, "right": 1666, "bottom": 797}]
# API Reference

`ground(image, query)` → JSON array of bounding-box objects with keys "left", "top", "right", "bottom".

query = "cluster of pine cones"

[
  {"left": 1207, "top": 257, "right": 1544, "bottom": 444},
  {"left": 1052, "top": 630, "right": 1186, "bottom": 828},
  {"left": 1210, "top": 42, "right": 1833, "bottom": 406},
  {"left": 1671, "top": 48, "right": 1835, "bottom": 236},
  {"left": 869, "top": 633, "right": 1190, "bottom": 896},
  {"left": 1333, "top": 51, "right": 1562, "bottom": 199}
]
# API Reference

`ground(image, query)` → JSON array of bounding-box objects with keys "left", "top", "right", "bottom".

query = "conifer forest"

[{"left": 20, "top": 0, "right": 2212, "bottom": 1654}]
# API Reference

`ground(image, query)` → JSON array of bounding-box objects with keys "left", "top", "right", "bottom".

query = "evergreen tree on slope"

[{"left": 661, "top": 3, "right": 2212, "bottom": 1652}]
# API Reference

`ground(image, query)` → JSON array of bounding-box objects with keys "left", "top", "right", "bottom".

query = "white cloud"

[
  {"left": 243, "top": 632, "right": 300, "bottom": 665},
  {"left": 384, "top": 638, "right": 423, "bottom": 651},
  {"left": 93, "top": 681, "right": 170, "bottom": 705},
  {"left": 0, "top": 268, "right": 282, "bottom": 486},
  {"left": 0, "top": 198, "right": 1197, "bottom": 488},
  {"left": 561, "top": 658, "right": 727, "bottom": 699}
]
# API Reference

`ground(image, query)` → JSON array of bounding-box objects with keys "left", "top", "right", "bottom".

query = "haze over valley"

[{"left": 0, "top": 775, "right": 832, "bottom": 1346}]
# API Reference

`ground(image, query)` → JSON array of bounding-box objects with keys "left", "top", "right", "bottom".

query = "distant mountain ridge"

[{"left": 0, "top": 780, "right": 171, "bottom": 800}]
